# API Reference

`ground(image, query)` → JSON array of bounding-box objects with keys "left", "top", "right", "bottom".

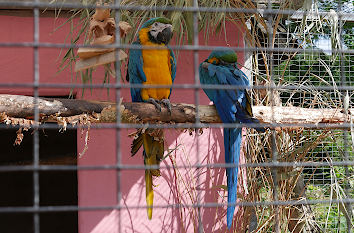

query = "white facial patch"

[{"left": 149, "top": 22, "right": 173, "bottom": 39}]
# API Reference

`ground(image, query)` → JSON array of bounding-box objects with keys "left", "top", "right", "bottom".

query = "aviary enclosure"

[{"left": 0, "top": 0, "right": 353, "bottom": 232}]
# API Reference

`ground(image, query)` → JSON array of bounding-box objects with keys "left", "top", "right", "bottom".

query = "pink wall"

[{"left": 0, "top": 13, "right": 248, "bottom": 232}]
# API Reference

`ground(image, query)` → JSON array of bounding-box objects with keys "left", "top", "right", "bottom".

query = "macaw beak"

[{"left": 157, "top": 26, "right": 173, "bottom": 44}]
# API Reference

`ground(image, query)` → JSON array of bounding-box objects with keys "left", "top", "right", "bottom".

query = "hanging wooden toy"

[{"left": 75, "top": 3, "right": 131, "bottom": 72}]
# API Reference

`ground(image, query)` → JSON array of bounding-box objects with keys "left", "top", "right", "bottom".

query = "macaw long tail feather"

[
  {"left": 142, "top": 131, "right": 164, "bottom": 220},
  {"left": 131, "top": 133, "right": 143, "bottom": 157},
  {"left": 224, "top": 127, "right": 242, "bottom": 229},
  {"left": 145, "top": 169, "right": 153, "bottom": 220}
]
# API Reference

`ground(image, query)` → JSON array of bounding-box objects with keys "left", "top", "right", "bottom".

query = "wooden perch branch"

[{"left": 0, "top": 94, "right": 352, "bottom": 128}]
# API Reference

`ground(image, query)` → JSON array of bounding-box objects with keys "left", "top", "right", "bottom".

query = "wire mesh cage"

[{"left": 0, "top": 0, "right": 353, "bottom": 233}]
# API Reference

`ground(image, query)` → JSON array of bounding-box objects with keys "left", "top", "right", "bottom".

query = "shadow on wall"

[{"left": 87, "top": 128, "right": 246, "bottom": 233}]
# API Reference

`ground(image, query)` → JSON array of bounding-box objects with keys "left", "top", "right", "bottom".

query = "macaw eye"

[{"left": 153, "top": 22, "right": 158, "bottom": 26}]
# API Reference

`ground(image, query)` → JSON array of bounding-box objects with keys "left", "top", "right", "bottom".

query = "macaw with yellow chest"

[
  {"left": 126, "top": 17, "right": 176, "bottom": 219},
  {"left": 199, "top": 48, "right": 264, "bottom": 229}
]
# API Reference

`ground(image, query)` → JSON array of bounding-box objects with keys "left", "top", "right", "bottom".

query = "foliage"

[
  {"left": 245, "top": 1, "right": 353, "bottom": 232},
  {"left": 53, "top": 0, "right": 298, "bottom": 90}
]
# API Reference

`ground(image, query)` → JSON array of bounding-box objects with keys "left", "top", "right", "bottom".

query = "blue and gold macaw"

[
  {"left": 199, "top": 48, "right": 263, "bottom": 229},
  {"left": 126, "top": 17, "right": 176, "bottom": 219}
]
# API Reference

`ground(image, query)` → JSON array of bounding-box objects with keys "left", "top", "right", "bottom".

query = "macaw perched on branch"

[
  {"left": 199, "top": 48, "right": 263, "bottom": 229},
  {"left": 126, "top": 17, "right": 176, "bottom": 219}
]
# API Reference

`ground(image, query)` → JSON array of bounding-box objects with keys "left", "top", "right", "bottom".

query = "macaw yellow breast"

[{"left": 139, "top": 28, "right": 172, "bottom": 101}]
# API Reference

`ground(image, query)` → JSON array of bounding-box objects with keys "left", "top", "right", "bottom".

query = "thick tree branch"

[
  {"left": 0, "top": 94, "right": 108, "bottom": 118},
  {"left": 0, "top": 94, "right": 352, "bottom": 128}
]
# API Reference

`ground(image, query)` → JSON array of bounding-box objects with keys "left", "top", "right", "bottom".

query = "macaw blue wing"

[
  {"left": 168, "top": 46, "right": 177, "bottom": 83},
  {"left": 168, "top": 46, "right": 177, "bottom": 99},
  {"left": 200, "top": 63, "right": 245, "bottom": 123},
  {"left": 200, "top": 63, "right": 262, "bottom": 127},
  {"left": 127, "top": 41, "right": 147, "bottom": 102}
]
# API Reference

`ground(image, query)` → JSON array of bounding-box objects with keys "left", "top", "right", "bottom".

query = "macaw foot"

[
  {"left": 160, "top": 99, "right": 172, "bottom": 114},
  {"left": 147, "top": 98, "right": 161, "bottom": 112}
]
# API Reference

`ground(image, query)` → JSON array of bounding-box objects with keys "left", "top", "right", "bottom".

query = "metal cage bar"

[{"left": 0, "top": 1, "right": 353, "bottom": 232}]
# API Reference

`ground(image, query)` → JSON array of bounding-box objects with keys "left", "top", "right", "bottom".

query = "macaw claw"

[
  {"left": 147, "top": 98, "right": 161, "bottom": 112},
  {"left": 160, "top": 99, "right": 172, "bottom": 114}
]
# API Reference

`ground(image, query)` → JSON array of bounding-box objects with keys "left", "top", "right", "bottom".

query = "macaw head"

[
  {"left": 206, "top": 47, "right": 238, "bottom": 65},
  {"left": 141, "top": 17, "right": 173, "bottom": 45}
]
